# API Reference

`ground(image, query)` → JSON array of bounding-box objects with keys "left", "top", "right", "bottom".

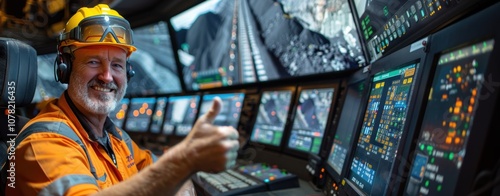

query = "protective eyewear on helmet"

[{"left": 60, "top": 16, "right": 134, "bottom": 45}]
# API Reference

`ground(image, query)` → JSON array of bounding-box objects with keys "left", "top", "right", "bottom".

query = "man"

[{"left": 6, "top": 4, "right": 239, "bottom": 195}]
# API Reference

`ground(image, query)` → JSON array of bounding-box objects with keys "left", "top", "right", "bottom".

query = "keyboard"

[{"left": 192, "top": 163, "right": 299, "bottom": 195}]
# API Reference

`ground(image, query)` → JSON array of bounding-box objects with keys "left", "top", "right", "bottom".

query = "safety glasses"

[{"left": 60, "top": 15, "right": 134, "bottom": 45}]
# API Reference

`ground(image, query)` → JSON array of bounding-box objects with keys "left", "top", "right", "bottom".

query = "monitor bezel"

[
  {"left": 246, "top": 85, "right": 298, "bottom": 153},
  {"left": 324, "top": 68, "right": 371, "bottom": 183},
  {"left": 282, "top": 82, "right": 341, "bottom": 160},
  {"left": 342, "top": 37, "right": 434, "bottom": 196},
  {"left": 402, "top": 3, "right": 500, "bottom": 195}
]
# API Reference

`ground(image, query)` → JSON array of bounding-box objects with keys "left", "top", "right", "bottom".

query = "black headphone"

[{"left": 54, "top": 47, "right": 135, "bottom": 84}]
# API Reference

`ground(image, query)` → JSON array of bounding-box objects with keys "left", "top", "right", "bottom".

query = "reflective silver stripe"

[
  {"left": 17, "top": 121, "right": 99, "bottom": 180},
  {"left": 39, "top": 174, "right": 98, "bottom": 196}
]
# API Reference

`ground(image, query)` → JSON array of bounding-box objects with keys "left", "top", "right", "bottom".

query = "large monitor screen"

[
  {"left": 404, "top": 40, "right": 494, "bottom": 196},
  {"left": 171, "top": 0, "right": 365, "bottom": 91},
  {"left": 128, "top": 21, "right": 182, "bottom": 95},
  {"left": 109, "top": 98, "right": 130, "bottom": 129},
  {"left": 346, "top": 63, "right": 417, "bottom": 195},
  {"left": 163, "top": 95, "right": 200, "bottom": 136},
  {"left": 198, "top": 93, "right": 245, "bottom": 128},
  {"left": 125, "top": 97, "right": 156, "bottom": 132},
  {"left": 287, "top": 87, "right": 335, "bottom": 155},
  {"left": 327, "top": 80, "right": 366, "bottom": 176},
  {"left": 150, "top": 97, "right": 168, "bottom": 134},
  {"left": 250, "top": 89, "right": 294, "bottom": 147}
]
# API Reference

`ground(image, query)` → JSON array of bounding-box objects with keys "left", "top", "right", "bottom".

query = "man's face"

[{"left": 68, "top": 45, "right": 128, "bottom": 115}]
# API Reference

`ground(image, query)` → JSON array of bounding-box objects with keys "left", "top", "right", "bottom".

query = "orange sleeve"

[
  {"left": 5, "top": 132, "right": 99, "bottom": 196},
  {"left": 130, "top": 140, "right": 158, "bottom": 171}
]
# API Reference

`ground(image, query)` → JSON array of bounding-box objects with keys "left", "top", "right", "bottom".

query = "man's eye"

[
  {"left": 113, "top": 63, "right": 124, "bottom": 69},
  {"left": 87, "top": 61, "right": 99, "bottom": 67}
]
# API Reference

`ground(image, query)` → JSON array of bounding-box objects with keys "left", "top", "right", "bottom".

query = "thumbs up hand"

[{"left": 177, "top": 97, "right": 240, "bottom": 173}]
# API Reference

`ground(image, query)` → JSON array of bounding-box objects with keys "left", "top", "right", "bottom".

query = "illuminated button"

[
  {"left": 421, "top": 9, "right": 426, "bottom": 17},
  {"left": 414, "top": 14, "right": 419, "bottom": 23},
  {"left": 416, "top": 0, "right": 423, "bottom": 10},
  {"left": 411, "top": 5, "right": 417, "bottom": 14}
]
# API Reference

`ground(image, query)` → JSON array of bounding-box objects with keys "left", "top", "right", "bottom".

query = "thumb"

[{"left": 202, "top": 96, "right": 222, "bottom": 124}]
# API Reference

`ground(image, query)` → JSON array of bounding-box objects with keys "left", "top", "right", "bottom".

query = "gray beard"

[{"left": 69, "top": 75, "right": 127, "bottom": 115}]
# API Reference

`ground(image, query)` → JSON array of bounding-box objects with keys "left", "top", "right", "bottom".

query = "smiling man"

[{"left": 6, "top": 4, "right": 239, "bottom": 196}]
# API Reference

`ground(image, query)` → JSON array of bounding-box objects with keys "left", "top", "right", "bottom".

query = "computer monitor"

[
  {"left": 352, "top": 0, "right": 494, "bottom": 61},
  {"left": 163, "top": 95, "right": 201, "bottom": 136},
  {"left": 285, "top": 84, "right": 338, "bottom": 158},
  {"left": 33, "top": 53, "right": 66, "bottom": 102},
  {"left": 249, "top": 86, "right": 296, "bottom": 150},
  {"left": 124, "top": 97, "right": 156, "bottom": 132},
  {"left": 109, "top": 98, "right": 130, "bottom": 129},
  {"left": 198, "top": 92, "right": 245, "bottom": 128},
  {"left": 404, "top": 3, "right": 500, "bottom": 195},
  {"left": 325, "top": 69, "right": 369, "bottom": 182},
  {"left": 150, "top": 97, "right": 168, "bottom": 134},
  {"left": 127, "top": 21, "right": 182, "bottom": 95},
  {"left": 343, "top": 37, "right": 432, "bottom": 196},
  {"left": 170, "top": 0, "right": 366, "bottom": 91},
  {"left": 346, "top": 64, "right": 417, "bottom": 195}
]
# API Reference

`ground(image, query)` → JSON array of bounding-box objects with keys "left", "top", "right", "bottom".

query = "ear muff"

[
  {"left": 54, "top": 52, "right": 73, "bottom": 84},
  {"left": 126, "top": 61, "right": 135, "bottom": 81}
]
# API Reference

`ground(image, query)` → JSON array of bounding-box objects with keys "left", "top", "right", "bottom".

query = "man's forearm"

[{"left": 93, "top": 144, "right": 193, "bottom": 196}]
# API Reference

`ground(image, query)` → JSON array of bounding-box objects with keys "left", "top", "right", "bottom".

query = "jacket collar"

[{"left": 62, "top": 91, "right": 122, "bottom": 140}]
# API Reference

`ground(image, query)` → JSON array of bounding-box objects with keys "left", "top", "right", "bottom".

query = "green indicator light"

[
  {"left": 465, "top": 123, "right": 469, "bottom": 129},
  {"left": 384, "top": 6, "right": 389, "bottom": 16},
  {"left": 425, "top": 180, "right": 430, "bottom": 187},
  {"left": 420, "top": 144, "right": 425, "bottom": 151},
  {"left": 484, "top": 41, "right": 488, "bottom": 48},
  {"left": 437, "top": 185, "right": 442, "bottom": 192},
  {"left": 449, "top": 152, "right": 454, "bottom": 160},
  {"left": 431, "top": 157, "right": 435, "bottom": 163},
  {"left": 426, "top": 146, "right": 433, "bottom": 152}
]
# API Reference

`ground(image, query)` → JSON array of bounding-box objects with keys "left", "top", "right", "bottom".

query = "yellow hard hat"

[{"left": 58, "top": 4, "right": 136, "bottom": 56}]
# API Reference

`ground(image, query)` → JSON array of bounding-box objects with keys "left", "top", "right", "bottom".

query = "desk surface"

[{"left": 240, "top": 179, "right": 323, "bottom": 196}]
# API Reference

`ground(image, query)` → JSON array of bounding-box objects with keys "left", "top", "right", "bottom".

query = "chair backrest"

[{"left": 0, "top": 37, "right": 37, "bottom": 191}]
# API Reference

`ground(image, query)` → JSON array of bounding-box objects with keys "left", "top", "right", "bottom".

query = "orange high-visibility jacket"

[{"left": 6, "top": 93, "right": 157, "bottom": 195}]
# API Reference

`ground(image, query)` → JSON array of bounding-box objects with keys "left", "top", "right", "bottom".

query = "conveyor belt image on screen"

[{"left": 171, "top": 0, "right": 365, "bottom": 90}]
